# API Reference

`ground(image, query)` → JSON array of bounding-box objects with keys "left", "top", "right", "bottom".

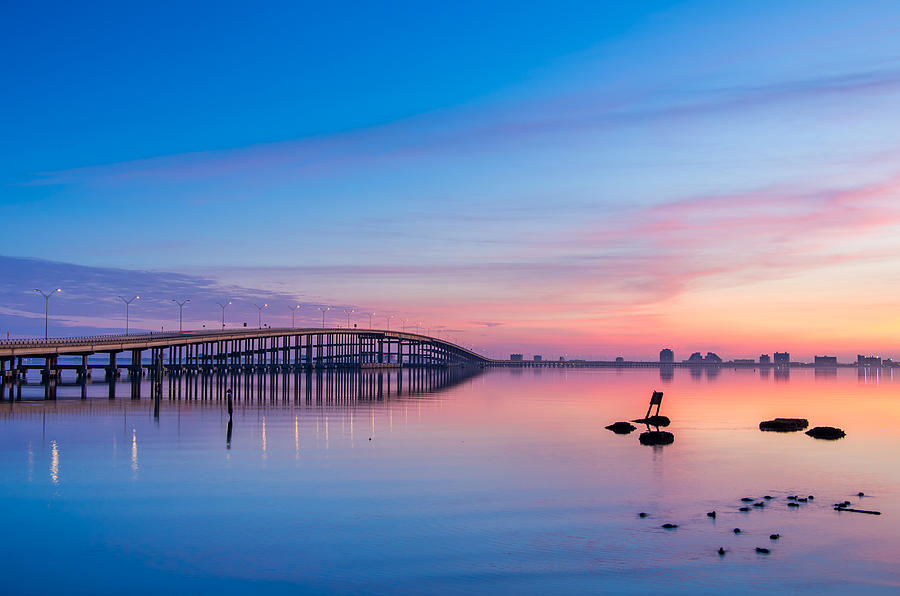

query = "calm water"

[{"left": 1, "top": 367, "right": 898, "bottom": 594}]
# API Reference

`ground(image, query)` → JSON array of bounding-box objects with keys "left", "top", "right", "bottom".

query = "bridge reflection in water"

[{"left": 1, "top": 366, "right": 484, "bottom": 404}]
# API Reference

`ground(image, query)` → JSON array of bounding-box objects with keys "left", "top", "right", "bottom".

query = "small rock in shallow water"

[
  {"left": 639, "top": 512, "right": 648, "bottom": 518},
  {"left": 787, "top": 495, "right": 798, "bottom": 500},
  {"left": 756, "top": 547, "right": 771, "bottom": 554},
  {"left": 739, "top": 507, "right": 751, "bottom": 512},
  {"left": 764, "top": 495, "right": 773, "bottom": 500},
  {"left": 807, "top": 495, "right": 814, "bottom": 500},
  {"left": 605, "top": 421, "right": 637, "bottom": 434},
  {"left": 733, "top": 528, "right": 741, "bottom": 534},
  {"left": 707, "top": 511, "right": 716, "bottom": 518},
  {"left": 805, "top": 426, "right": 845, "bottom": 440},
  {"left": 662, "top": 523, "right": 678, "bottom": 529},
  {"left": 638, "top": 430, "right": 674, "bottom": 445},
  {"left": 759, "top": 418, "right": 809, "bottom": 432},
  {"left": 858, "top": 492, "right": 865, "bottom": 497},
  {"left": 770, "top": 534, "right": 781, "bottom": 540},
  {"left": 753, "top": 502, "right": 765, "bottom": 507},
  {"left": 718, "top": 547, "right": 726, "bottom": 556},
  {"left": 631, "top": 415, "right": 671, "bottom": 427},
  {"left": 788, "top": 502, "right": 800, "bottom": 508},
  {"left": 741, "top": 497, "right": 754, "bottom": 502},
  {"left": 797, "top": 497, "right": 807, "bottom": 502}
]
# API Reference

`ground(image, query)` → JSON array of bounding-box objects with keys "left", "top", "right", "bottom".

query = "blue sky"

[{"left": 3, "top": 1, "right": 900, "bottom": 359}]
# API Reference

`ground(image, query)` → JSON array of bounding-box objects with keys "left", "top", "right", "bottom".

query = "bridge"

[{"left": 0, "top": 327, "right": 492, "bottom": 382}]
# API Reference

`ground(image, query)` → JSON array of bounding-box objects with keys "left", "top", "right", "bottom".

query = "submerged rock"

[
  {"left": 770, "top": 534, "right": 781, "bottom": 540},
  {"left": 661, "top": 523, "right": 678, "bottom": 529},
  {"left": 605, "top": 421, "right": 637, "bottom": 434},
  {"left": 759, "top": 418, "right": 809, "bottom": 432},
  {"left": 638, "top": 430, "right": 675, "bottom": 445},
  {"left": 805, "top": 426, "right": 845, "bottom": 440},
  {"left": 741, "top": 497, "right": 755, "bottom": 502},
  {"left": 739, "top": 507, "right": 751, "bottom": 512},
  {"left": 756, "top": 547, "right": 771, "bottom": 554},
  {"left": 632, "top": 415, "right": 671, "bottom": 427}
]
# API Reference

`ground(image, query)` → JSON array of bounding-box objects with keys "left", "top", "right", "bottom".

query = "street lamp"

[
  {"left": 290, "top": 304, "right": 301, "bottom": 328},
  {"left": 415, "top": 321, "right": 421, "bottom": 334},
  {"left": 33, "top": 288, "right": 61, "bottom": 340},
  {"left": 318, "top": 306, "right": 330, "bottom": 328},
  {"left": 216, "top": 300, "right": 232, "bottom": 329},
  {"left": 400, "top": 318, "right": 407, "bottom": 333},
  {"left": 344, "top": 308, "right": 355, "bottom": 328},
  {"left": 118, "top": 295, "right": 140, "bottom": 335},
  {"left": 253, "top": 303, "right": 268, "bottom": 328},
  {"left": 367, "top": 312, "right": 375, "bottom": 329},
  {"left": 386, "top": 314, "right": 394, "bottom": 331},
  {"left": 172, "top": 299, "right": 190, "bottom": 332}
]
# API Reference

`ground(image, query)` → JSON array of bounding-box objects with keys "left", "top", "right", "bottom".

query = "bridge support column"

[
  {"left": 41, "top": 355, "right": 59, "bottom": 382},
  {"left": 105, "top": 352, "right": 120, "bottom": 379}
]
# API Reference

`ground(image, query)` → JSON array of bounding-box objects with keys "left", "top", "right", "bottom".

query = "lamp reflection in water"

[
  {"left": 131, "top": 429, "right": 138, "bottom": 477},
  {"left": 294, "top": 415, "right": 300, "bottom": 458},
  {"left": 261, "top": 417, "right": 267, "bottom": 459},
  {"left": 50, "top": 440, "right": 59, "bottom": 486}
]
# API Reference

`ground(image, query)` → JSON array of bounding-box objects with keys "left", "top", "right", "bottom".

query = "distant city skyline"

[{"left": 4, "top": 2, "right": 900, "bottom": 360}]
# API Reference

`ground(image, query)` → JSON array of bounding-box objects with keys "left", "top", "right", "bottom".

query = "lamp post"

[
  {"left": 33, "top": 288, "right": 61, "bottom": 340},
  {"left": 291, "top": 304, "right": 301, "bottom": 328},
  {"left": 118, "top": 295, "right": 140, "bottom": 335},
  {"left": 216, "top": 300, "right": 232, "bottom": 329},
  {"left": 415, "top": 321, "right": 421, "bottom": 334},
  {"left": 344, "top": 308, "right": 355, "bottom": 329},
  {"left": 386, "top": 314, "right": 394, "bottom": 331},
  {"left": 367, "top": 312, "right": 375, "bottom": 329},
  {"left": 172, "top": 299, "right": 190, "bottom": 332},
  {"left": 318, "top": 306, "right": 330, "bottom": 328},
  {"left": 254, "top": 303, "right": 268, "bottom": 328},
  {"left": 400, "top": 318, "right": 407, "bottom": 333}
]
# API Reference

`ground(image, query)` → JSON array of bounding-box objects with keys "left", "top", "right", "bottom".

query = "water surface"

[{"left": 1, "top": 367, "right": 898, "bottom": 594}]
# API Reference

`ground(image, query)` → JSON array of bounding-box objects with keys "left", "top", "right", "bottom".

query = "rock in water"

[
  {"left": 661, "top": 523, "right": 678, "bottom": 529},
  {"left": 718, "top": 547, "right": 726, "bottom": 556},
  {"left": 759, "top": 418, "right": 809, "bottom": 432},
  {"left": 605, "top": 421, "right": 637, "bottom": 434},
  {"left": 805, "top": 426, "right": 845, "bottom": 440},
  {"left": 632, "top": 415, "right": 671, "bottom": 427},
  {"left": 639, "top": 430, "right": 675, "bottom": 445},
  {"left": 756, "top": 547, "right": 771, "bottom": 554},
  {"left": 707, "top": 511, "right": 716, "bottom": 518}
]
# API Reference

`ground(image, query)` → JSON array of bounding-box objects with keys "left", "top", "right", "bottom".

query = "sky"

[{"left": 3, "top": 0, "right": 900, "bottom": 360}]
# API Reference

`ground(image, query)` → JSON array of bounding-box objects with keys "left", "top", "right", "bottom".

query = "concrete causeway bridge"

[{"left": 0, "top": 328, "right": 492, "bottom": 382}]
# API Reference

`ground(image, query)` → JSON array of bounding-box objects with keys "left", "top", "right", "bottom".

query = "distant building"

[
  {"left": 814, "top": 355, "right": 838, "bottom": 366},
  {"left": 705, "top": 352, "right": 722, "bottom": 363},
  {"left": 759, "top": 354, "right": 771, "bottom": 365},
  {"left": 615, "top": 356, "right": 625, "bottom": 364},
  {"left": 510, "top": 353, "right": 523, "bottom": 361},
  {"left": 857, "top": 354, "right": 882, "bottom": 367},
  {"left": 734, "top": 359, "right": 755, "bottom": 365},
  {"left": 659, "top": 348, "right": 674, "bottom": 363},
  {"left": 774, "top": 352, "right": 790, "bottom": 365},
  {"left": 686, "top": 352, "right": 704, "bottom": 363},
  {"left": 533, "top": 355, "right": 542, "bottom": 362},
  {"left": 558, "top": 356, "right": 566, "bottom": 361}
]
